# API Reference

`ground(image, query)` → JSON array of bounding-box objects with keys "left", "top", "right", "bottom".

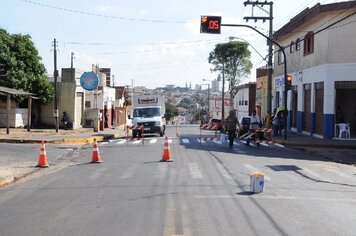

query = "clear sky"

[{"left": 0, "top": 0, "right": 345, "bottom": 89}]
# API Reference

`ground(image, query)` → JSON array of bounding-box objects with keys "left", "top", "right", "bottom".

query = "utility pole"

[
  {"left": 53, "top": 38, "right": 59, "bottom": 133},
  {"left": 70, "top": 52, "right": 75, "bottom": 69},
  {"left": 207, "top": 83, "right": 210, "bottom": 121},
  {"left": 243, "top": 0, "right": 273, "bottom": 128},
  {"left": 221, "top": 63, "right": 225, "bottom": 124}
]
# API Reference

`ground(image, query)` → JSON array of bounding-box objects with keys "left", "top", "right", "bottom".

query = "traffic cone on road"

[
  {"left": 91, "top": 138, "right": 102, "bottom": 163},
  {"left": 160, "top": 136, "right": 173, "bottom": 162},
  {"left": 36, "top": 140, "right": 49, "bottom": 168}
]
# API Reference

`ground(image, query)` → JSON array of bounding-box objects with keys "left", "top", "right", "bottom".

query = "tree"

[
  {"left": 208, "top": 41, "right": 252, "bottom": 103},
  {"left": 0, "top": 28, "right": 54, "bottom": 103},
  {"left": 165, "top": 101, "right": 179, "bottom": 121}
]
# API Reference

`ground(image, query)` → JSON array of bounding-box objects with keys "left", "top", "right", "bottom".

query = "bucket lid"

[{"left": 249, "top": 173, "right": 265, "bottom": 177}]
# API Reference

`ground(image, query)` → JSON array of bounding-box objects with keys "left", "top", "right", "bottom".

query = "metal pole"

[
  {"left": 208, "top": 84, "right": 210, "bottom": 121},
  {"left": 221, "top": 63, "right": 225, "bottom": 125},
  {"left": 53, "top": 38, "right": 59, "bottom": 133}
]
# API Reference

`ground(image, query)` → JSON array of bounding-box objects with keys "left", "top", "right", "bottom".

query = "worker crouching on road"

[{"left": 225, "top": 110, "right": 239, "bottom": 148}]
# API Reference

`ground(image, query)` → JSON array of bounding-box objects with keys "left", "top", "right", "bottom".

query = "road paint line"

[
  {"left": 274, "top": 143, "right": 285, "bottom": 148},
  {"left": 301, "top": 167, "right": 320, "bottom": 178},
  {"left": 89, "top": 167, "right": 107, "bottom": 180},
  {"left": 260, "top": 142, "right": 269, "bottom": 147},
  {"left": 133, "top": 140, "right": 142, "bottom": 144},
  {"left": 168, "top": 139, "right": 172, "bottom": 144},
  {"left": 240, "top": 140, "right": 256, "bottom": 147},
  {"left": 181, "top": 138, "right": 190, "bottom": 144},
  {"left": 116, "top": 139, "right": 127, "bottom": 145},
  {"left": 215, "top": 162, "right": 233, "bottom": 180},
  {"left": 149, "top": 138, "right": 157, "bottom": 144},
  {"left": 120, "top": 164, "right": 138, "bottom": 179},
  {"left": 213, "top": 140, "right": 222, "bottom": 144},
  {"left": 155, "top": 163, "right": 168, "bottom": 178},
  {"left": 188, "top": 163, "right": 203, "bottom": 179},
  {"left": 100, "top": 142, "right": 108, "bottom": 146},
  {"left": 323, "top": 168, "right": 355, "bottom": 181}
]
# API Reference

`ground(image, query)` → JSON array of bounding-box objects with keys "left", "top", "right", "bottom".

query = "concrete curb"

[
  {"left": 0, "top": 132, "right": 125, "bottom": 144},
  {"left": 274, "top": 140, "right": 356, "bottom": 149}
]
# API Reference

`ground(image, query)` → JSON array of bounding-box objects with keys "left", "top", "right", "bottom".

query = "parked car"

[
  {"left": 209, "top": 118, "right": 223, "bottom": 130},
  {"left": 238, "top": 116, "right": 251, "bottom": 137}
]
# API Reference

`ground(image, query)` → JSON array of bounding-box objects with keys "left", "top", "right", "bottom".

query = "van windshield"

[{"left": 133, "top": 107, "right": 161, "bottom": 117}]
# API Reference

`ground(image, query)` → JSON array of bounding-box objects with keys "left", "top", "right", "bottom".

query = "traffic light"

[
  {"left": 286, "top": 74, "right": 292, "bottom": 90},
  {"left": 200, "top": 16, "right": 222, "bottom": 34}
]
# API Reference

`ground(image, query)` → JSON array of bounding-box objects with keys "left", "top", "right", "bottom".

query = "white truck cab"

[{"left": 130, "top": 96, "right": 166, "bottom": 137}]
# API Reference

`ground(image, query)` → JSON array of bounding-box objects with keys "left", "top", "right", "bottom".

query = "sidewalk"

[
  {"left": 0, "top": 126, "right": 126, "bottom": 144},
  {"left": 273, "top": 131, "right": 356, "bottom": 166},
  {"left": 273, "top": 131, "right": 356, "bottom": 149}
]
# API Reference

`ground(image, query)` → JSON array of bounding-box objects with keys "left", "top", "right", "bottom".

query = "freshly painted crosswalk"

[{"left": 102, "top": 137, "right": 285, "bottom": 149}]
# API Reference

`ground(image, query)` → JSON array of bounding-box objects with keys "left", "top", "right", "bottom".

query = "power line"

[
  {"left": 20, "top": 0, "right": 187, "bottom": 24},
  {"left": 70, "top": 39, "right": 227, "bottom": 55},
  {"left": 64, "top": 38, "right": 228, "bottom": 47}
]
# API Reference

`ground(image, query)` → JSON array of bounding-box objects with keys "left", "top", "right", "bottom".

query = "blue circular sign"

[{"left": 80, "top": 72, "right": 99, "bottom": 91}]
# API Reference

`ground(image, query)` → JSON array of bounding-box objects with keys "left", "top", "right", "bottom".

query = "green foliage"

[
  {"left": 0, "top": 28, "right": 54, "bottom": 103},
  {"left": 208, "top": 41, "right": 253, "bottom": 99},
  {"left": 165, "top": 101, "right": 179, "bottom": 121}
]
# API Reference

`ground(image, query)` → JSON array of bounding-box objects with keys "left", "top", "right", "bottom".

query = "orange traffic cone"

[
  {"left": 36, "top": 140, "right": 49, "bottom": 168},
  {"left": 160, "top": 136, "right": 173, "bottom": 162},
  {"left": 91, "top": 138, "right": 102, "bottom": 163}
]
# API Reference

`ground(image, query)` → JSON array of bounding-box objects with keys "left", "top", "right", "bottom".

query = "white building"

[{"left": 273, "top": 1, "right": 356, "bottom": 139}]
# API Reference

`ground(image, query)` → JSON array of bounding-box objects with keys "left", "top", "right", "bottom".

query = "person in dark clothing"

[
  {"left": 225, "top": 110, "right": 239, "bottom": 148},
  {"left": 61, "top": 112, "right": 71, "bottom": 129}
]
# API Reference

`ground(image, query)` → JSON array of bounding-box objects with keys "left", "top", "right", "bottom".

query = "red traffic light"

[
  {"left": 200, "top": 16, "right": 222, "bottom": 34},
  {"left": 286, "top": 75, "right": 292, "bottom": 90}
]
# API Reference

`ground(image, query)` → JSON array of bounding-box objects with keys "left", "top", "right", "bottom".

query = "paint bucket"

[{"left": 250, "top": 173, "right": 265, "bottom": 193}]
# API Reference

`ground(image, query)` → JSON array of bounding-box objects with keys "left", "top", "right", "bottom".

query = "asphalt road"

[{"left": 0, "top": 125, "right": 355, "bottom": 235}]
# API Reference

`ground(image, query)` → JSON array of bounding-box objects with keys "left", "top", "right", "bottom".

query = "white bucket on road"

[{"left": 249, "top": 173, "right": 265, "bottom": 193}]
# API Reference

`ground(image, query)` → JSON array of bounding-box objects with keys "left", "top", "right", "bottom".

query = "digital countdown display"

[{"left": 200, "top": 16, "right": 222, "bottom": 34}]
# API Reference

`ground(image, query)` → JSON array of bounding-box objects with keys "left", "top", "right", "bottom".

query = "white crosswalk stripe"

[
  {"left": 149, "top": 138, "right": 157, "bottom": 144},
  {"left": 216, "top": 162, "right": 233, "bottom": 180},
  {"left": 188, "top": 163, "right": 203, "bottom": 179},
  {"left": 155, "top": 163, "right": 168, "bottom": 178},
  {"left": 120, "top": 164, "right": 138, "bottom": 179},
  {"left": 116, "top": 139, "right": 127, "bottom": 145},
  {"left": 133, "top": 140, "right": 142, "bottom": 144}
]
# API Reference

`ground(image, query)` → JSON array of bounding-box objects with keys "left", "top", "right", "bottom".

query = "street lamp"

[
  {"left": 202, "top": 82, "right": 210, "bottom": 121},
  {"left": 228, "top": 36, "right": 267, "bottom": 62}
]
